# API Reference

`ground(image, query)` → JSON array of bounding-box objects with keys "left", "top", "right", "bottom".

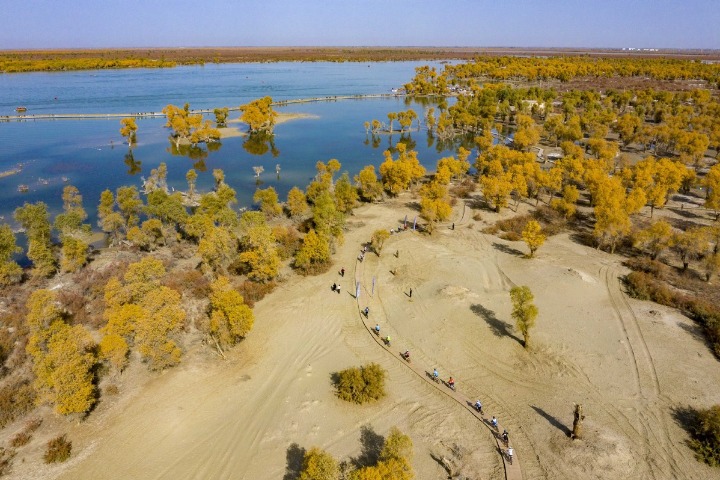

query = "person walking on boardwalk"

[
  {"left": 502, "top": 429, "right": 509, "bottom": 446},
  {"left": 491, "top": 416, "right": 498, "bottom": 430},
  {"left": 340, "top": 267, "right": 345, "bottom": 277},
  {"left": 507, "top": 447, "right": 514, "bottom": 464}
]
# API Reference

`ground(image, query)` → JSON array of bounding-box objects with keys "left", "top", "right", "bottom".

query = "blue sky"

[{"left": 1, "top": 0, "right": 717, "bottom": 50}]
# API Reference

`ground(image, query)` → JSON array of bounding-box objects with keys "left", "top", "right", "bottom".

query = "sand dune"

[{"left": 12, "top": 193, "right": 719, "bottom": 480}]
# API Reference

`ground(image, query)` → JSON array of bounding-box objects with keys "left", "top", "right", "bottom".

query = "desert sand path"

[{"left": 351, "top": 236, "right": 523, "bottom": 480}]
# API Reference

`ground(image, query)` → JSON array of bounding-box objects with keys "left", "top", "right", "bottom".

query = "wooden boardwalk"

[
  {"left": 351, "top": 238, "right": 523, "bottom": 480},
  {"left": 0, "top": 93, "right": 405, "bottom": 122}
]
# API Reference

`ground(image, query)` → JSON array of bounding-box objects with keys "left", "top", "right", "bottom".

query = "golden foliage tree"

[
  {"left": 239, "top": 96, "right": 277, "bottom": 133},
  {"left": 633, "top": 220, "right": 674, "bottom": 260},
  {"left": 25, "top": 290, "right": 96, "bottom": 414},
  {"left": 238, "top": 212, "right": 280, "bottom": 282},
  {"left": 510, "top": 285, "right": 538, "bottom": 350},
  {"left": 419, "top": 179, "right": 452, "bottom": 232},
  {"left": 522, "top": 220, "right": 546, "bottom": 257},
  {"left": 253, "top": 187, "right": 282, "bottom": 218},
  {"left": 371, "top": 229, "right": 390, "bottom": 255},
  {"left": 119, "top": 117, "right": 138, "bottom": 146},
  {"left": 101, "top": 257, "right": 185, "bottom": 371},
  {"left": 379, "top": 144, "right": 426, "bottom": 195},
  {"left": 0, "top": 223, "right": 22, "bottom": 286},
  {"left": 208, "top": 276, "right": 254, "bottom": 348},
  {"left": 295, "top": 229, "right": 331, "bottom": 274},
  {"left": 355, "top": 165, "right": 383, "bottom": 202},
  {"left": 14, "top": 202, "right": 55, "bottom": 278},
  {"left": 299, "top": 447, "right": 339, "bottom": 480},
  {"left": 287, "top": 186, "right": 309, "bottom": 218}
]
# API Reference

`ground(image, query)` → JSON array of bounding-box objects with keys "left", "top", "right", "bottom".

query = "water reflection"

[
  {"left": 123, "top": 150, "right": 142, "bottom": 175},
  {"left": 243, "top": 132, "right": 279, "bottom": 157}
]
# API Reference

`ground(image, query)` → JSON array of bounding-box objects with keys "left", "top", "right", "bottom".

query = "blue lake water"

[{"left": 0, "top": 61, "right": 466, "bottom": 229}]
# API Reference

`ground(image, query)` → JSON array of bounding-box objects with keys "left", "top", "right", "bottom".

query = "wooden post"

[{"left": 571, "top": 404, "right": 584, "bottom": 439}]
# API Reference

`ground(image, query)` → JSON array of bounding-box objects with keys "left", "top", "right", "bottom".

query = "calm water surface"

[{"left": 0, "top": 62, "right": 464, "bottom": 229}]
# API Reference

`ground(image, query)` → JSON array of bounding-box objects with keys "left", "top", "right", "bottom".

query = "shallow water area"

[{"left": 0, "top": 61, "right": 464, "bottom": 227}]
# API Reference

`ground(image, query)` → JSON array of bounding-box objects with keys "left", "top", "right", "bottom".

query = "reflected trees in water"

[{"left": 243, "top": 131, "right": 279, "bottom": 157}]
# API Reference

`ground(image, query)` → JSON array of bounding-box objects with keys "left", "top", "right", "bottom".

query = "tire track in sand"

[{"left": 603, "top": 265, "right": 696, "bottom": 480}]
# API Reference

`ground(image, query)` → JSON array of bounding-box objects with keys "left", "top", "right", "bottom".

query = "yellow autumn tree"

[
  {"left": 238, "top": 212, "right": 280, "bottom": 282},
  {"left": 0, "top": 223, "right": 23, "bottom": 286},
  {"left": 239, "top": 96, "right": 277, "bottom": 133},
  {"left": 119, "top": 117, "right": 138, "bottom": 146},
  {"left": 633, "top": 220, "right": 674, "bottom": 260},
  {"left": 295, "top": 229, "right": 331, "bottom": 274},
  {"left": 208, "top": 276, "right": 254, "bottom": 348},
  {"left": 299, "top": 447, "right": 339, "bottom": 480},
  {"left": 419, "top": 179, "right": 452, "bottom": 233},
  {"left": 355, "top": 165, "right": 383, "bottom": 202},
  {"left": 254, "top": 187, "right": 282, "bottom": 218},
  {"left": 25, "top": 290, "right": 96, "bottom": 415},
  {"left": 522, "top": 220, "right": 546, "bottom": 257},
  {"left": 101, "top": 257, "right": 185, "bottom": 371}
]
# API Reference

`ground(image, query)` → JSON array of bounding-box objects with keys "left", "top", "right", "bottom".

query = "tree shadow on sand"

[
  {"left": 530, "top": 405, "right": 572, "bottom": 437},
  {"left": 282, "top": 443, "right": 306, "bottom": 480},
  {"left": 351, "top": 424, "right": 385, "bottom": 468},
  {"left": 492, "top": 242, "right": 524, "bottom": 257},
  {"left": 470, "top": 304, "right": 522, "bottom": 345}
]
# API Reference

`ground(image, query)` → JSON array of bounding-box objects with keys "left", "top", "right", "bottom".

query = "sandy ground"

[
  {"left": 219, "top": 113, "right": 318, "bottom": 138},
  {"left": 7, "top": 193, "right": 720, "bottom": 480}
]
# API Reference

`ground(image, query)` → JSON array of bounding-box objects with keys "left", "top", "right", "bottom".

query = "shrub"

[
  {"left": 299, "top": 447, "right": 338, "bottom": 480},
  {"left": 687, "top": 405, "right": 720, "bottom": 466},
  {"left": 44, "top": 435, "right": 72, "bottom": 463},
  {"left": 450, "top": 178, "right": 475, "bottom": 198},
  {"left": 0, "top": 379, "right": 36, "bottom": 429},
  {"left": 0, "top": 447, "right": 15, "bottom": 476},
  {"left": 9, "top": 417, "right": 42, "bottom": 448},
  {"left": 334, "top": 363, "right": 386, "bottom": 404},
  {"left": 105, "top": 384, "right": 120, "bottom": 396},
  {"left": 164, "top": 269, "right": 211, "bottom": 299},
  {"left": 273, "top": 225, "right": 301, "bottom": 260},
  {"left": 236, "top": 280, "right": 276, "bottom": 308}
]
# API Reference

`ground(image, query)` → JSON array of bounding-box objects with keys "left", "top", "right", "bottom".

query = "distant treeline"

[{"left": 1, "top": 47, "right": 719, "bottom": 74}]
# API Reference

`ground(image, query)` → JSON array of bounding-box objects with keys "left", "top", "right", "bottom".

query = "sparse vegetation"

[{"left": 686, "top": 405, "right": 720, "bottom": 466}]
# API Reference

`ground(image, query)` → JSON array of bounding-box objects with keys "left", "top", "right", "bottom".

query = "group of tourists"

[{"left": 351, "top": 229, "right": 515, "bottom": 467}]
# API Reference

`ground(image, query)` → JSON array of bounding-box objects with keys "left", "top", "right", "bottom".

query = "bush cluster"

[
  {"left": 687, "top": 405, "right": 720, "bottom": 466},
  {"left": 0, "top": 379, "right": 36, "bottom": 429},
  {"left": 486, "top": 207, "right": 566, "bottom": 242},
  {"left": 44, "top": 435, "right": 72, "bottom": 463},
  {"left": 236, "top": 280, "right": 276, "bottom": 308},
  {"left": 334, "top": 363, "right": 386, "bottom": 404},
  {"left": 625, "top": 271, "right": 720, "bottom": 357},
  {"left": 9, "top": 417, "right": 42, "bottom": 448}
]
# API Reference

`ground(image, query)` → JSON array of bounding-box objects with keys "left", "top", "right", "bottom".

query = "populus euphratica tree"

[
  {"left": 510, "top": 285, "right": 538, "bottom": 350},
  {"left": 522, "top": 220, "right": 546, "bottom": 258},
  {"left": 239, "top": 96, "right": 277, "bottom": 134}
]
